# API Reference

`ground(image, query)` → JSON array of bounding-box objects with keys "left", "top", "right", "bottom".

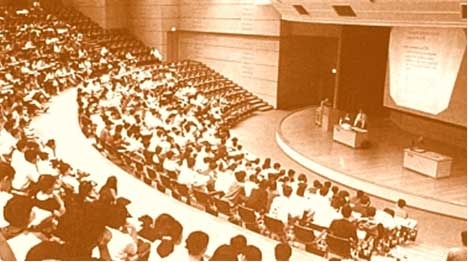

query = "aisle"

[{"left": 28, "top": 89, "right": 316, "bottom": 261}]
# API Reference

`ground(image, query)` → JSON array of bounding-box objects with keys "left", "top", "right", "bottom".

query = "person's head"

[
  {"left": 229, "top": 234, "right": 247, "bottom": 255},
  {"left": 313, "top": 180, "right": 322, "bottom": 189},
  {"left": 356, "top": 190, "right": 364, "bottom": 198},
  {"left": 185, "top": 231, "right": 209, "bottom": 257},
  {"left": 275, "top": 243, "right": 292, "bottom": 261},
  {"left": 139, "top": 215, "right": 153, "bottom": 228},
  {"left": 24, "top": 149, "right": 38, "bottom": 164},
  {"left": 341, "top": 205, "right": 352, "bottom": 219},
  {"left": 360, "top": 195, "right": 370, "bottom": 206},
  {"left": 397, "top": 199, "right": 406, "bottom": 208},
  {"left": 157, "top": 239, "right": 174, "bottom": 258},
  {"left": 319, "top": 186, "right": 329, "bottom": 197},
  {"left": 241, "top": 245, "right": 262, "bottom": 261},
  {"left": 324, "top": 181, "right": 332, "bottom": 189},
  {"left": 282, "top": 185, "right": 293, "bottom": 198},
  {"left": 36, "top": 175, "right": 58, "bottom": 194},
  {"left": 461, "top": 231, "right": 467, "bottom": 246},
  {"left": 210, "top": 244, "right": 237, "bottom": 261},
  {"left": 0, "top": 162, "right": 15, "bottom": 192},
  {"left": 331, "top": 186, "right": 339, "bottom": 195},
  {"left": 234, "top": 171, "right": 246, "bottom": 183},
  {"left": 78, "top": 180, "right": 95, "bottom": 199},
  {"left": 298, "top": 174, "right": 307, "bottom": 183},
  {"left": 4, "top": 195, "right": 33, "bottom": 229},
  {"left": 258, "top": 180, "right": 268, "bottom": 191},
  {"left": 367, "top": 206, "right": 376, "bottom": 218},
  {"left": 104, "top": 176, "right": 118, "bottom": 189},
  {"left": 296, "top": 183, "right": 307, "bottom": 197}
]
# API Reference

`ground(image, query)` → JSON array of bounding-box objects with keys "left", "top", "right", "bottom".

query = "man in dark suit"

[{"left": 329, "top": 205, "right": 357, "bottom": 241}]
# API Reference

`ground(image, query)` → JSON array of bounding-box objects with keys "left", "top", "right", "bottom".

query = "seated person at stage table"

[
  {"left": 353, "top": 109, "right": 367, "bottom": 129},
  {"left": 339, "top": 113, "right": 353, "bottom": 130}
]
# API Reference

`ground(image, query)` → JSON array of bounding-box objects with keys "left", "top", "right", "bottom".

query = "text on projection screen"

[{"left": 388, "top": 27, "right": 465, "bottom": 115}]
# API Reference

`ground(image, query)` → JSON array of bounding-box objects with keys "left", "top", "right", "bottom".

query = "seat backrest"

[
  {"left": 175, "top": 182, "right": 190, "bottom": 197},
  {"left": 238, "top": 205, "right": 256, "bottom": 224},
  {"left": 193, "top": 189, "right": 210, "bottom": 205},
  {"left": 213, "top": 197, "right": 232, "bottom": 216},
  {"left": 264, "top": 215, "right": 285, "bottom": 235},
  {"left": 145, "top": 167, "right": 157, "bottom": 180},
  {"left": 326, "top": 233, "right": 351, "bottom": 259},
  {"left": 294, "top": 224, "right": 316, "bottom": 244},
  {"left": 160, "top": 174, "right": 173, "bottom": 189}
]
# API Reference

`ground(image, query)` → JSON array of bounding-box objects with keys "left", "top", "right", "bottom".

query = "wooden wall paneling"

[
  {"left": 126, "top": 0, "right": 178, "bottom": 58},
  {"left": 178, "top": 1, "right": 281, "bottom": 36},
  {"left": 178, "top": 31, "right": 280, "bottom": 107}
]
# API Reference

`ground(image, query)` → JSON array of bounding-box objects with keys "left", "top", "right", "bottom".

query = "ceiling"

[{"left": 272, "top": 0, "right": 467, "bottom": 28}]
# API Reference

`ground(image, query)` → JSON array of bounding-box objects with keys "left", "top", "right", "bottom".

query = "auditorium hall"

[{"left": 0, "top": 0, "right": 466, "bottom": 261}]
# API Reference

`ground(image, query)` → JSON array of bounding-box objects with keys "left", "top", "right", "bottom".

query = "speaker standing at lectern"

[{"left": 353, "top": 109, "right": 368, "bottom": 130}]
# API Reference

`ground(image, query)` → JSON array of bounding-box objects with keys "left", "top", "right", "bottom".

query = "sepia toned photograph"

[{"left": 0, "top": 0, "right": 466, "bottom": 261}]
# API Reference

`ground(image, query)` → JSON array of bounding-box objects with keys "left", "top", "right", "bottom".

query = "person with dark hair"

[
  {"left": 241, "top": 245, "right": 262, "bottom": 261},
  {"left": 138, "top": 215, "right": 156, "bottom": 241},
  {"left": 275, "top": 243, "right": 292, "bottom": 261},
  {"left": 229, "top": 234, "right": 247, "bottom": 258},
  {"left": 245, "top": 180, "right": 268, "bottom": 213},
  {"left": 185, "top": 230, "right": 209, "bottom": 261},
  {"left": 447, "top": 231, "right": 467, "bottom": 261},
  {"left": 209, "top": 244, "right": 237, "bottom": 261},
  {"left": 269, "top": 185, "right": 293, "bottom": 223},
  {"left": 99, "top": 176, "right": 118, "bottom": 199},
  {"left": 2, "top": 195, "right": 34, "bottom": 239},
  {"left": 353, "top": 195, "right": 371, "bottom": 217},
  {"left": 12, "top": 149, "right": 40, "bottom": 190},
  {"left": 395, "top": 199, "right": 408, "bottom": 219},
  {"left": 329, "top": 205, "right": 358, "bottom": 241},
  {"left": 223, "top": 171, "right": 246, "bottom": 205}
]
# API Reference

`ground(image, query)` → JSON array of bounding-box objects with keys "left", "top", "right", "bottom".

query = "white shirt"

[
  {"left": 269, "top": 196, "right": 291, "bottom": 223},
  {"left": 0, "top": 192, "right": 13, "bottom": 227}
]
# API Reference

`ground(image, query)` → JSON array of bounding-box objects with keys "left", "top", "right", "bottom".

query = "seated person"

[
  {"left": 395, "top": 199, "right": 408, "bottom": 219},
  {"left": 329, "top": 205, "right": 358, "bottom": 242},
  {"left": 245, "top": 180, "right": 268, "bottom": 213},
  {"left": 339, "top": 113, "right": 353, "bottom": 130},
  {"left": 353, "top": 109, "right": 367, "bottom": 129},
  {"left": 447, "top": 231, "right": 467, "bottom": 261},
  {"left": 275, "top": 243, "right": 292, "bottom": 261},
  {"left": 269, "top": 185, "right": 293, "bottom": 224}
]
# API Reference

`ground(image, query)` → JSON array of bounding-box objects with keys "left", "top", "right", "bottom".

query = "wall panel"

[
  {"left": 126, "top": 0, "right": 178, "bottom": 58},
  {"left": 178, "top": 32, "right": 280, "bottom": 107},
  {"left": 178, "top": 1, "right": 280, "bottom": 36}
]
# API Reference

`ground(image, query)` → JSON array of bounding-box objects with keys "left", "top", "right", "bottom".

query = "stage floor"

[{"left": 276, "top": 107, "right": 466, "bottom": 218}]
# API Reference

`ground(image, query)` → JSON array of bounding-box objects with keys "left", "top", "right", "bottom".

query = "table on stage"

[
  {"left": 403, "top": 148, "right": 452, "bottom": 178},
  {"left": 333, "top": 124, "right": 369, "bottom": 148}
]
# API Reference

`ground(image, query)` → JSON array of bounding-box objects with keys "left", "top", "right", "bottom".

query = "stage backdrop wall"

[
  {"left": 277, "top": 22, "right": 339, "bottom": 109},
  {"left": 384, "top": 27, "right": 467, "bottom": 127},
  {"left": 337, "top": 25, "right": 391, "bottom": 115}
]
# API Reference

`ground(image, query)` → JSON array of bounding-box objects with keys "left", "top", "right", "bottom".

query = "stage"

[{"left": 276, "top": 106, "right": 467, "bottom": 219}]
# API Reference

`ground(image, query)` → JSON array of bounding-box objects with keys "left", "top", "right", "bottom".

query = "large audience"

[{"left": 0, "top": 1, "right": 425, "bottom": 261}]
